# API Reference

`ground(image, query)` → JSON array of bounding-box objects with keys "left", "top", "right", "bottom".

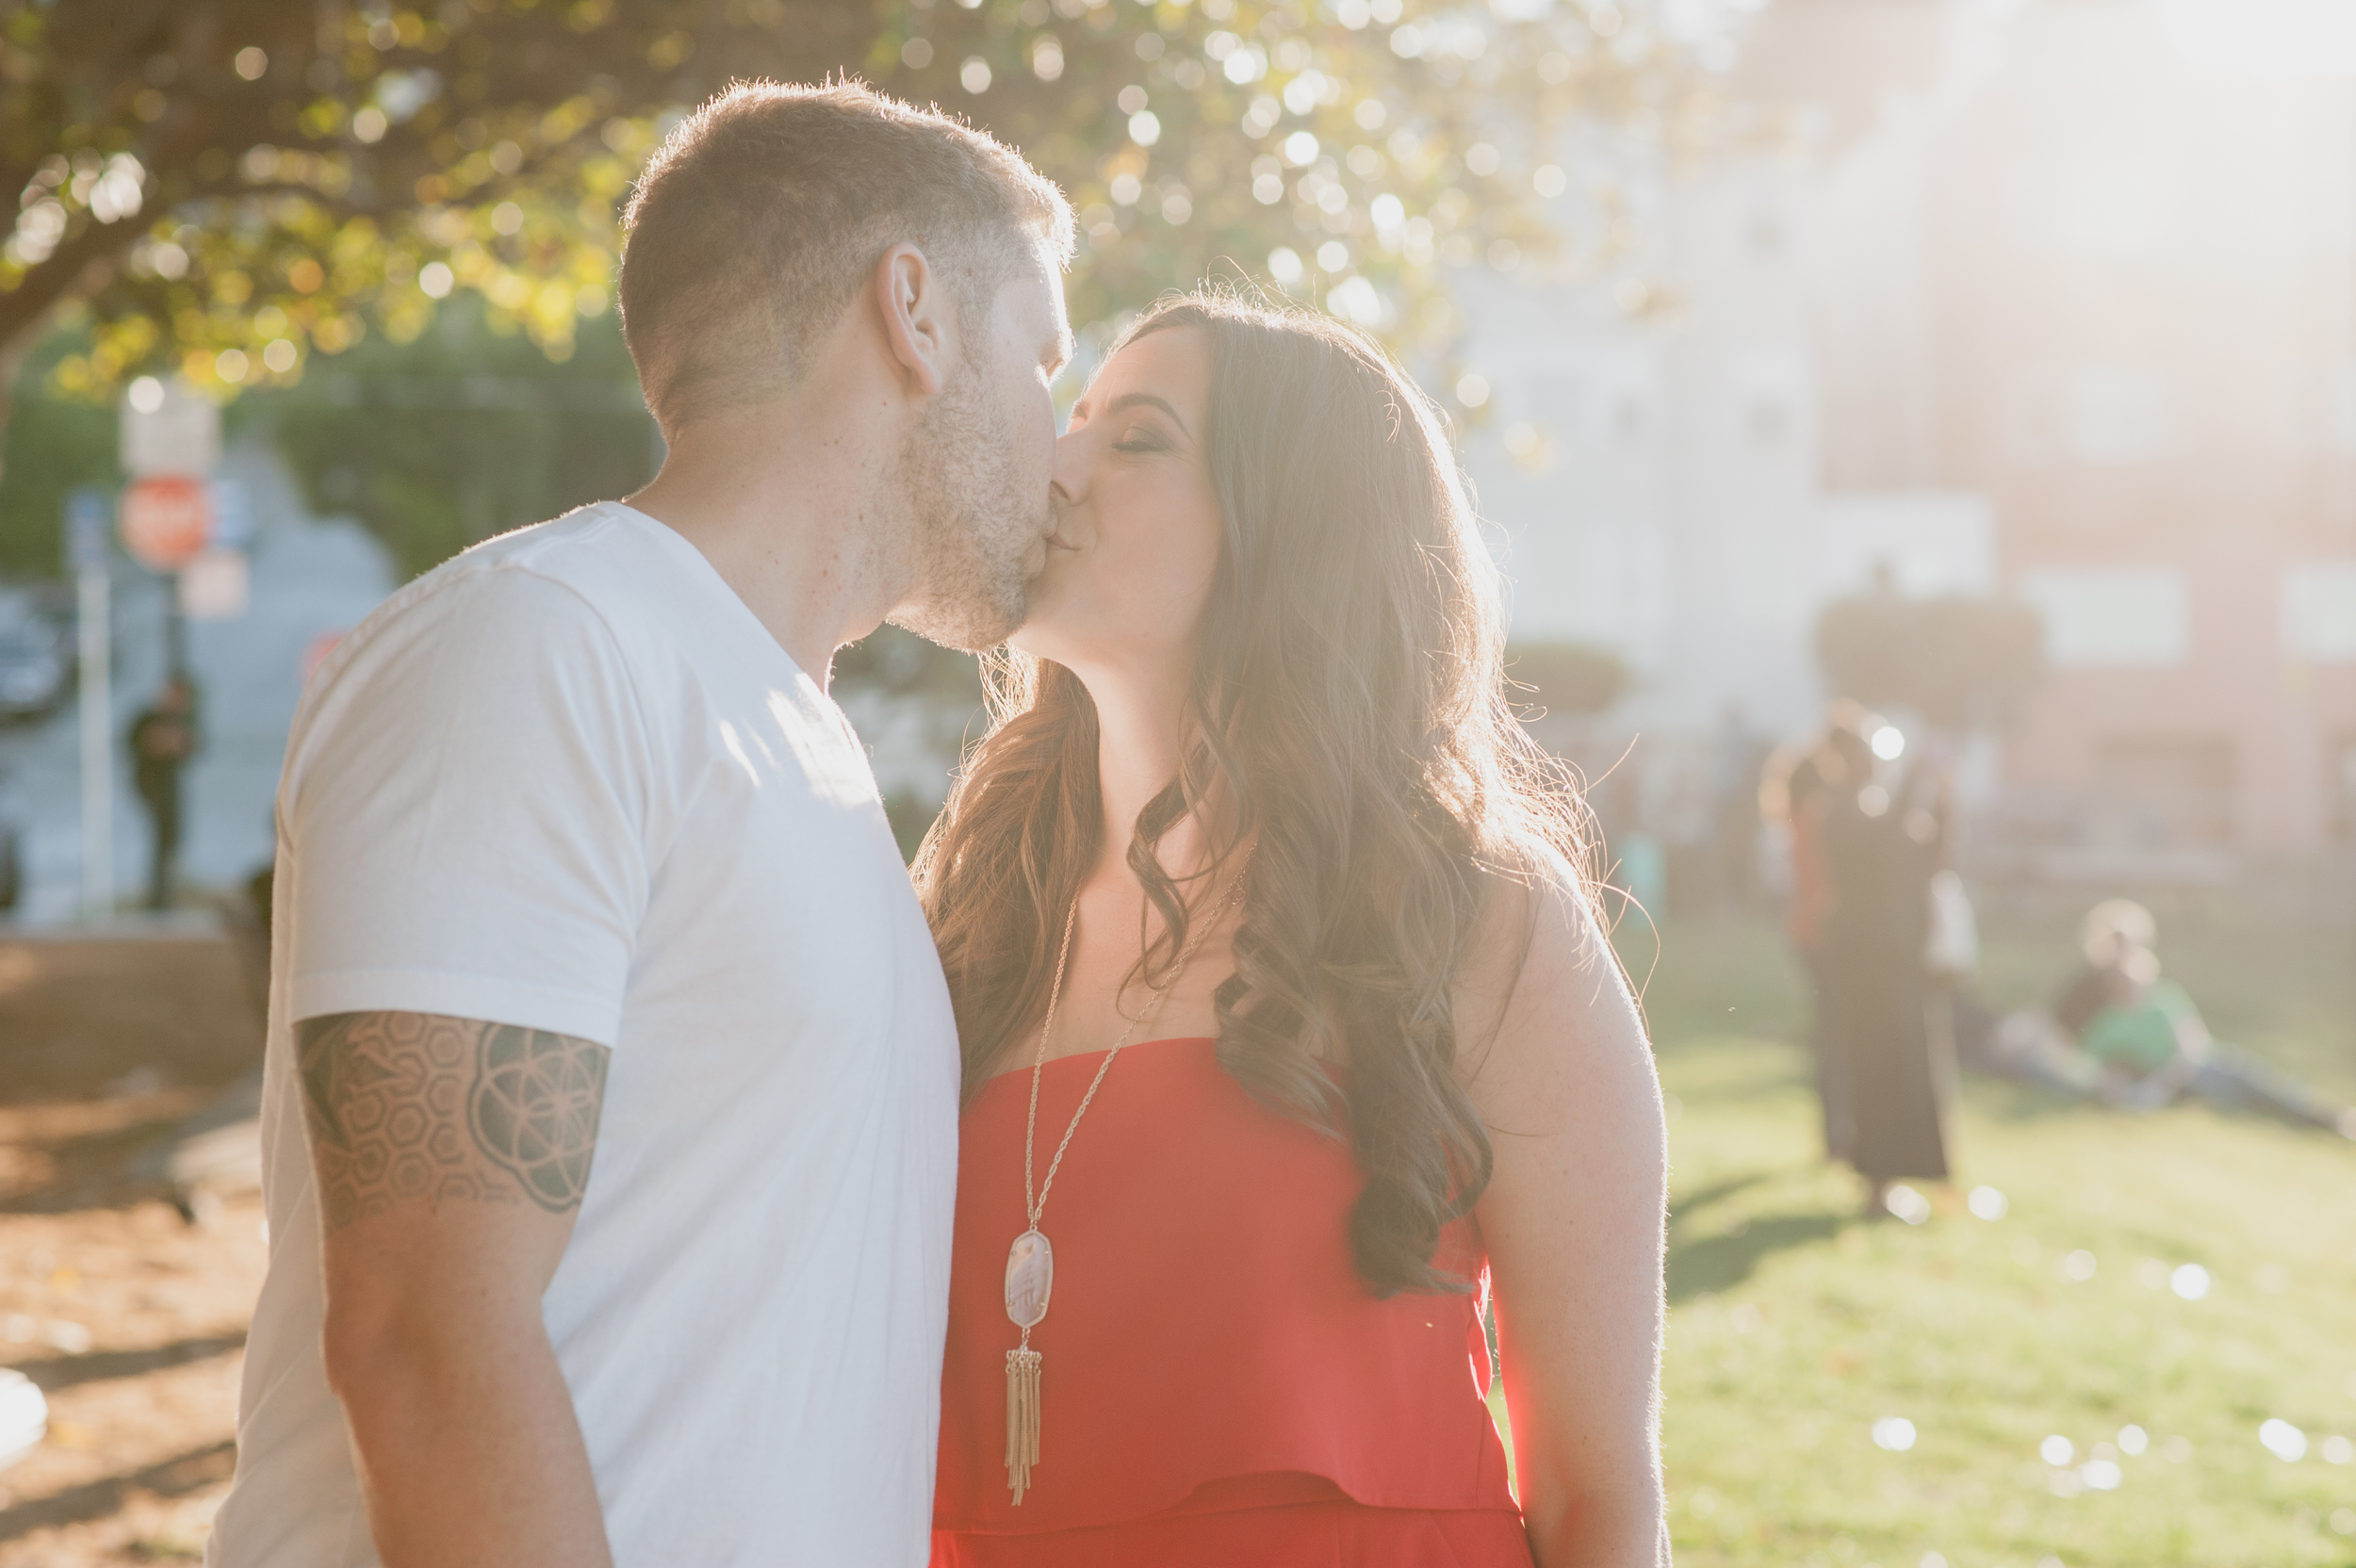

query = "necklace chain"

[{"left": 1022, "top": 851, "right": 1253, "bottom": 1229}]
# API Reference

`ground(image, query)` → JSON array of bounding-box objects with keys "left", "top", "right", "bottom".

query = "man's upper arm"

[
  {"left": 283, "top": 569, "right": 651, "bottom": 1049},
  {"left": 299, "top": 1011, "right": 610, "bottom": 1235}
]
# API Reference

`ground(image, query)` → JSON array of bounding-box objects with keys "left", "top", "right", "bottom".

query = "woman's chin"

[
  {"left": 1005, "top": 615, "right": 1060, "bottom": 662},
  {"left": 1007, "top": 584, "right": 1078, "bottom": 661}
]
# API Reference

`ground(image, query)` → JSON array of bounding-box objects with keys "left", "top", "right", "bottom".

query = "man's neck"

[{"left": 628, "top": 400, "right": 908, "bottom": 686}]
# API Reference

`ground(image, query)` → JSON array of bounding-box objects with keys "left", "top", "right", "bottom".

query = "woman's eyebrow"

[{"left": 1102, "top": 391, "right": 1191, "bottom": 439}]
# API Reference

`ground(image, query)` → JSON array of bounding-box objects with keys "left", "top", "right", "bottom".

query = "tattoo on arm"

[{"left": 297, "top": 1013, "right": 611, "bottom": 1230}]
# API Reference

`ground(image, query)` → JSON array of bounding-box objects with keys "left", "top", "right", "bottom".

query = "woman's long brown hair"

[{"left": 912, "top": 289, "right": 1595, "bottom": 1298}]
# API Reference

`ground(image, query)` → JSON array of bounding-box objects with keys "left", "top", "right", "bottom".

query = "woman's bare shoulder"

[{"left": 1452, "top": 848, "right": 1652, "bottom": 1111}]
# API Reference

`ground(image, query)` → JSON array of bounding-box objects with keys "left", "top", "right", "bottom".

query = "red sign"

[{"left": 119, "top": 475, "right": 213, "bottom": 572}]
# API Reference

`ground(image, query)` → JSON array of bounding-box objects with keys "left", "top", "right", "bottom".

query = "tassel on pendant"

[{"left": 1006, "top": 1342, "right": 1042, "bottom": 1504}]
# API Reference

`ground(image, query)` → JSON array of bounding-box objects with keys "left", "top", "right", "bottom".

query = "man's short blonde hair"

[{"left": 617, "top": 80, "right": 1073, "bottom": 434}]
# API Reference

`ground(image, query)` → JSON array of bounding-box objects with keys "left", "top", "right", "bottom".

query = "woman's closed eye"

[{"left": 1112, "top": 426, "right": 1170, "bottom": 454}]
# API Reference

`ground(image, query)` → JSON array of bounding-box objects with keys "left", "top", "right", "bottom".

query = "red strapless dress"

[{"left": 930, "top": 1037, "right": 1532, "bottom": 1567}]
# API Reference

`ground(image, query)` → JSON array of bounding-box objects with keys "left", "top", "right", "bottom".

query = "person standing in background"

[
  {"left": 1814, "top": 708, "right": 1954, "bottom": 1216},
  {"left": 129, "top": 675, "right": 199, "bottom": 911}
]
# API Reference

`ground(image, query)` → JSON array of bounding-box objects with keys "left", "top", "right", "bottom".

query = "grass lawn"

[{"left": 1612, "top": 902, "right": 2356, "bottom": 1568}]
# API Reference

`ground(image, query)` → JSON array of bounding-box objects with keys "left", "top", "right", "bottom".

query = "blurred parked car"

[
  {"left": 0, "top": 591, "right": 71, "bottom": 722},
  {"left": 0, "top": 750, "right": 25, "bottom": 912}
]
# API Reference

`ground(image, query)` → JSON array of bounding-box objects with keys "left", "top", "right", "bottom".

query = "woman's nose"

[{"left": 1050, "top": 427, "right": 1090, "bottom": 505}]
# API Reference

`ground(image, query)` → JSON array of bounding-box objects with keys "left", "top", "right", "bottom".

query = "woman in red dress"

[{"left": 915, "top": 293, "right": 1667, "bottom": 1566}]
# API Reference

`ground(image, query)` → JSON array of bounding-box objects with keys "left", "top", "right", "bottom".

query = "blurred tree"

[
  {"left": 1506, "top": 637, "right": 1630, "bottom": 717},
  {"left": 0, "top": 331, "right": 119, "bottom": 577},
  {"left": 261, "top": 295, "right": 660, "bottom": 579},
  {"left": 4, "top": 0, "right": 1730, "bottom": 441},
  {"left": 830, "top": 623, "right": 991, "bottom": 858},
  {"left": 1813, "top": 588, "right": 2046, "bottom": 731}
]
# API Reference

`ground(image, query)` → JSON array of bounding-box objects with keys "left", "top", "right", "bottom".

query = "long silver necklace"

[{"left": 1003, "top": 851, "right": 1253, "bottom": 1505}]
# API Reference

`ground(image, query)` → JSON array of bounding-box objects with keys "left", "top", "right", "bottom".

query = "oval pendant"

[{"left": 1005, "top": 1229, "right": 1054, "bottom": 1330}]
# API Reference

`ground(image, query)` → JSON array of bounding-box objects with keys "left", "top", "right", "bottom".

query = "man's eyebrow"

[{"left": 1104, "top": 391, "right": 1190, "bottom": 438}]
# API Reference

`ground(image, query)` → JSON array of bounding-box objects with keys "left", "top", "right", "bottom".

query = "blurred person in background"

[
  {"left": 207, "top": 83, "right": 1074, "bottom": 1568},
  {"left": 1813, "top": 706, "right": 1955, "bottom": 1216},
  {"left": 1584, "top": 760, "right": 1662, "bottom": 930},
  {"left": 920, "top": 293, "right": 1668, "bottom": 1566},
  {"left": 1762, "top": 733, "right": 1845, "bottom": 1162},
  {"left": 2052, "top": 900, "right": 2356, "bottom": 1138},
  {"left": 129, "top": 674, "right": 200, "bottom": 911}
]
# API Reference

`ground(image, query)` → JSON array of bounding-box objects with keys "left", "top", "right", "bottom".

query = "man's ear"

[{"left": 875, "top": 242, "right": 949, "bottom": 400}]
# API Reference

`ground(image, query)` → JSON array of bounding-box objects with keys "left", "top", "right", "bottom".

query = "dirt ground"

[{"left": 0, "top": 930, "right": 270, "bottom": 1566}]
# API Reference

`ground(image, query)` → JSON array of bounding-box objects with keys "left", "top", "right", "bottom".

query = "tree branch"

[{"left": 0, "top": 216, "right": 144, "bottom": 365}]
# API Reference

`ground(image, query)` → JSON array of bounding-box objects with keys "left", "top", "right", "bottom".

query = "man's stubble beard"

[{"left": 886, "top": 353, "right": 1045, "bottom": 653}]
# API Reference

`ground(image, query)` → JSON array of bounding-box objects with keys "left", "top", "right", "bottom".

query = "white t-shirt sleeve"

[{"left": 283, "top": 564, "right": 654, "bottom": 1046}]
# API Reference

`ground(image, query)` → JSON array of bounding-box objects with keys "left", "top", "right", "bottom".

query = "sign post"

[
  {"left": 113, "top": 377, "right": 222, "bottom": 918},
  {"left": 119, "top": 378, "right": 222, "bottom": 678},
  {"left": 64, "top": 487, "right": 113, "bottom": 917}
]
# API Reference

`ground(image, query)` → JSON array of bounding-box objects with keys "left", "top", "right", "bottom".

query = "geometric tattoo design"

[
  {"left": 468, "top": 1023, "right": 610, "bottom": 1211},
  {"left": 296, "top": 1012, "right": 610, "bottom": 1230}
]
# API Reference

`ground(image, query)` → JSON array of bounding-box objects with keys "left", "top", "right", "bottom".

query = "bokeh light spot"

[{"left": 2260, "top": 1419, "right": 2307, "bottom": 1462}]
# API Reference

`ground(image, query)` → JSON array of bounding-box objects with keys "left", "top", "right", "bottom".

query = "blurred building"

[
  {"left": 1467, "top": 0, "right": 2356, "bottom": 864},
  {"left": 1802, "top": 0, "right": 2356, "bottom": 860}
]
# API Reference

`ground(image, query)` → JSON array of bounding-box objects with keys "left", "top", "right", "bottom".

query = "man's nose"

[{"left": 1049, "top": 429, "right": 1089, "bottom": 506}]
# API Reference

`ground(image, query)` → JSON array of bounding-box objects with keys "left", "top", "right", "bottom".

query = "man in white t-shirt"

[{"left": 206, "top": 83, "right": 1073, "bottom": 1568}]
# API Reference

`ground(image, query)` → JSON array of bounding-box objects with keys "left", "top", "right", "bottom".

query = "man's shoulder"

[
  {"left": 460, "top": 501, "right": 644, "bottom": 576},
  {"left": 286, "top": 506, "right": 682, "bottom": 766},
  {"left": 429, "top": 502, "right": 659, "bottom": 614},
  {"left": 335, "top": 505, "right": 674, "bottom": 668}
]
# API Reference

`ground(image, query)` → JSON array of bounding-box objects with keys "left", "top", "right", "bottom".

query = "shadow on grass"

[
  {"left": 1667, "top": 1170, "right": 1776, "bottom": 1220},
  {"left": 13, "top": 1331, "right": 247, "bottom": 1395},
  {"left": 1668, "top": 1209, "right": 1857, "bottom": 1303},
  {"left": 1957, "top": 1075, "right": 2107, "bottom": 1125},
  {"left": 0, "top": 1438, "right": 236, "bottom": 1544},
  {"left": 0, "top": 1111, "right": 185, "bottom": 1216}
]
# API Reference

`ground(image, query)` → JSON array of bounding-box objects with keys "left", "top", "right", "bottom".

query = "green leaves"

[{"left": 9, "top": 0, "right": 1724, "bottom": 405}]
